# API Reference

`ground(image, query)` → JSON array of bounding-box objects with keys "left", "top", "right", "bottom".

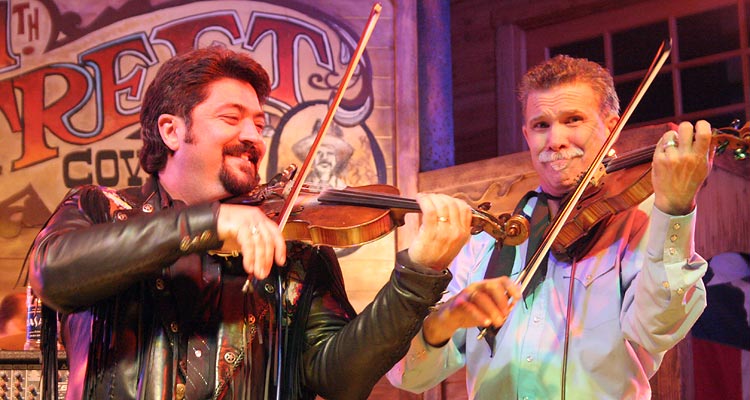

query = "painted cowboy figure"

[{"left": 292, "top": 119, "right": 354, "bottom": 190}]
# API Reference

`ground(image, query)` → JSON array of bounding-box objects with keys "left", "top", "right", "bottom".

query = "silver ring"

[
  {"left": 250, "top": 225, "right": 259, "bottom": 235},
  {"left": 438, "top": 216, "right": 449, "bottom": 223},
  {"left": 663, "top": 139, "right": 677, "bottom": 150}
]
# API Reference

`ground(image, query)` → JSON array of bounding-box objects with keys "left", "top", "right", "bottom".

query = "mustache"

[
  {"left": 223, "top": 143, "right": 262, "bottom": 164},
  {"left": 538, "top": 147, "right": 584, "bottom": 163}
]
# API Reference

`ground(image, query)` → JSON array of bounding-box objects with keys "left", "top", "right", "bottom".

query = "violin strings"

[
  {"left": 318, "top": 188, "right": 421, "bottom": 210},
  {"left": 606, "top": 129, "right": 749, "bottom": 173},
  {"left": 605, "top": 144, "right": 656, "bottom": 173},
  {"left": 320, "top": 189, "right": 503, "bottom": 223}
]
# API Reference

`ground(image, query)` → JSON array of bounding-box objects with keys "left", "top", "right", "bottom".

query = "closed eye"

[
  {"left": 220, "top": 115, "right": 240, "bottom": 124},
  {"left": 254, "top": 116, "right": 266, "bottom": 133}
]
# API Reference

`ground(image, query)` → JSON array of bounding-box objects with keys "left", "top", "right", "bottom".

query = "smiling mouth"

[
  {"left": 546, "top": 159, "right": 570, "bottom": 171},
  {"left": 224, "top": 143, "right": 261, "bottom": 166},
  {"left": 243, "top": 153, "right": 258, "bottom": 165}
]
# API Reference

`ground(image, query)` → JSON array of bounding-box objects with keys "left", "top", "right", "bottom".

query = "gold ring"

[{"left": 438, "top": 216, "right": 449, "bottom": 223}]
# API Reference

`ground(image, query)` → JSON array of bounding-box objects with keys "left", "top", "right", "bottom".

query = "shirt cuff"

[
  {"left": 647, "top": 206, "right": 696, "bottom": 265},
  {"left": 646, "top": 206, "right": 704, "bottom": 297},
  {"left": 410, "top": 327, "right": 455, "bottom": 358}
]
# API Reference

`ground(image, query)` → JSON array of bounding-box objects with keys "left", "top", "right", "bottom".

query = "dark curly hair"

[{"left": 139, "top": 46, "right": 271, "bottom": 174}]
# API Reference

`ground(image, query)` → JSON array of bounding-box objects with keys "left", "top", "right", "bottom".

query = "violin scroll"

[
  {"left": 712, "top": 120, "right": 749, "bottom": 161},
  {"left": 470, "top": 207, "right": 530, "bottom": 246}
]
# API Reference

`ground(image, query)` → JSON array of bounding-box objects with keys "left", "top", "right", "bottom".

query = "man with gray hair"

[{"left": 388, "top": 55, "right": 713, "bottom": 399}]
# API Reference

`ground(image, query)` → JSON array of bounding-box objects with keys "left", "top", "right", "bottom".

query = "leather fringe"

[
  {"left": 40, "top": 305, "right": 58, "bottom": 400},
  {"left": 283, "top": 247, "right": 356, "bottom": 400}
]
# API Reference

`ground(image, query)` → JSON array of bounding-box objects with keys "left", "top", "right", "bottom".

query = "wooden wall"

[{"left": 449, "top": 0, "right": 649, "bottom": 164}]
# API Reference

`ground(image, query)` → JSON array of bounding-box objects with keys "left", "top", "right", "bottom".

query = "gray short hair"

[{"left": 518, "top": 55, "right": 620, "bottom": 120}]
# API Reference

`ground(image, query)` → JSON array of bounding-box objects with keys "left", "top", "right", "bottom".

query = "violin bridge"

[{"left": 589, "top": 163, "right": 608, "bottom": 186}]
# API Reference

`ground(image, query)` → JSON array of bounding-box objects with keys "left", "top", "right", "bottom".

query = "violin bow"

[
  {"left": 275, "top": 4, "right": 382, "bottom": 230},
  {"left": 242, "top": 2, "right": 383, "bottom": 289},
  {"left": 252, "top": 5, "right": 382, "bottom": 399},
  {"left": 478, "top": 39, "right": 672, "bottom": 339}
]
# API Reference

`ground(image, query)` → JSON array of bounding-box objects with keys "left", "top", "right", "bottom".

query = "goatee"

[{"left": 221, "top": 143, "right": 262, "bottom": 195}]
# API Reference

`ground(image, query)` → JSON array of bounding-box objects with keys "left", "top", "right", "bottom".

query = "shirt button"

[
  {"left": 533, "top": 316, "right": 541, "bottom": 323},
  {"left": 526, "top": 355, "right": 534, "bottom": 362},
  {"left": 175, "top": 383, "right": 186, "bottom": 399},
  {"left": 673, "top": 223, "right": 681, "bottom": 230},
  {"left": 142, "top": 203, "right": 154, "bottom": 213},
  {"left": 670, "top": 234, "right": 678, "bottom": 242},
  {"left": 116, "top": 212, "right": 128, "bottom": 221},
  {"left": 224, "top": 352, "right": 237, "bottom": 363},
  {"left": 170, "top": 322, "right": 179, "bottom": 333},
  {"left": 668, "top": 247, "right": 676, "bottom": 255},
  {"left": 662, "top": 281, "right": 670, "bottom": 289},
  {"left": 523, "top": 397, "right": 530, "bottom": 400},
  {"left": 155, "top": 278, "right": 165, "bottom": 290},
  {"left": 676, "top": 287, "right": 685, "bottom": 295}
]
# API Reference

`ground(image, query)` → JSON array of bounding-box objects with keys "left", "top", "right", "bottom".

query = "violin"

[
  {"left": 226, "top": 166, "right": 531, "bottom": 248},
  {"left": 552, "top": 121, "right": 750, "bottom": 260}
]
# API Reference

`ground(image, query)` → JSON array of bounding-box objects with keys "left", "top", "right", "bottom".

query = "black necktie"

[
  {"left": 481, "top": 191, "right": 551, "bottom": 355},
  {"left": 522, "top": 192, "right": 551, "bottom": 304}
]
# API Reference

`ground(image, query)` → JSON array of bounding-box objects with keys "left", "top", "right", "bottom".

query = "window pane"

[
  {"left": 550, "top": 36, "right": 604, "bottom": 65},
  {"left": 612, "top": 22, "right": 670, "bottom": 75},
  {"left": 616, "top": 72, "right": 674, "bottom": 124},
  {"left": 681, "top": 58, "right": 744, "bottom": 113},
  {"left": 705, "top": 113, "right": 745, "bottom": 131},
  {"left": 678, "top": 5, "right": 739, "bottom": 60}
]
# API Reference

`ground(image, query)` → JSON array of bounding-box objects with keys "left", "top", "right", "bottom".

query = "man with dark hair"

[
  {"left": 388, "top": 55, "right": 713, "bottom": 399},
  {"left": 30, "top": 46, "right": 472, "bottom": 399}
]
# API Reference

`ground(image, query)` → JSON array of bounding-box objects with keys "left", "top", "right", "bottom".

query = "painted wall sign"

[{"left": 0, "top": 0, "right": 399, "bottom": 311}]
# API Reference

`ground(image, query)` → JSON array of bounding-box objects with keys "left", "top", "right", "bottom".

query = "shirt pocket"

[{"left": 565, "top": 256, "right": 621, "bottom": 331}]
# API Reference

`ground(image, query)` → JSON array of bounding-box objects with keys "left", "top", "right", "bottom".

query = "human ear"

[
  {"left": 158, "top": 114, "right": 184, "bottom": 151},
  {"left": 605, "top": 114, "right": 620, "bottom": 133}
]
